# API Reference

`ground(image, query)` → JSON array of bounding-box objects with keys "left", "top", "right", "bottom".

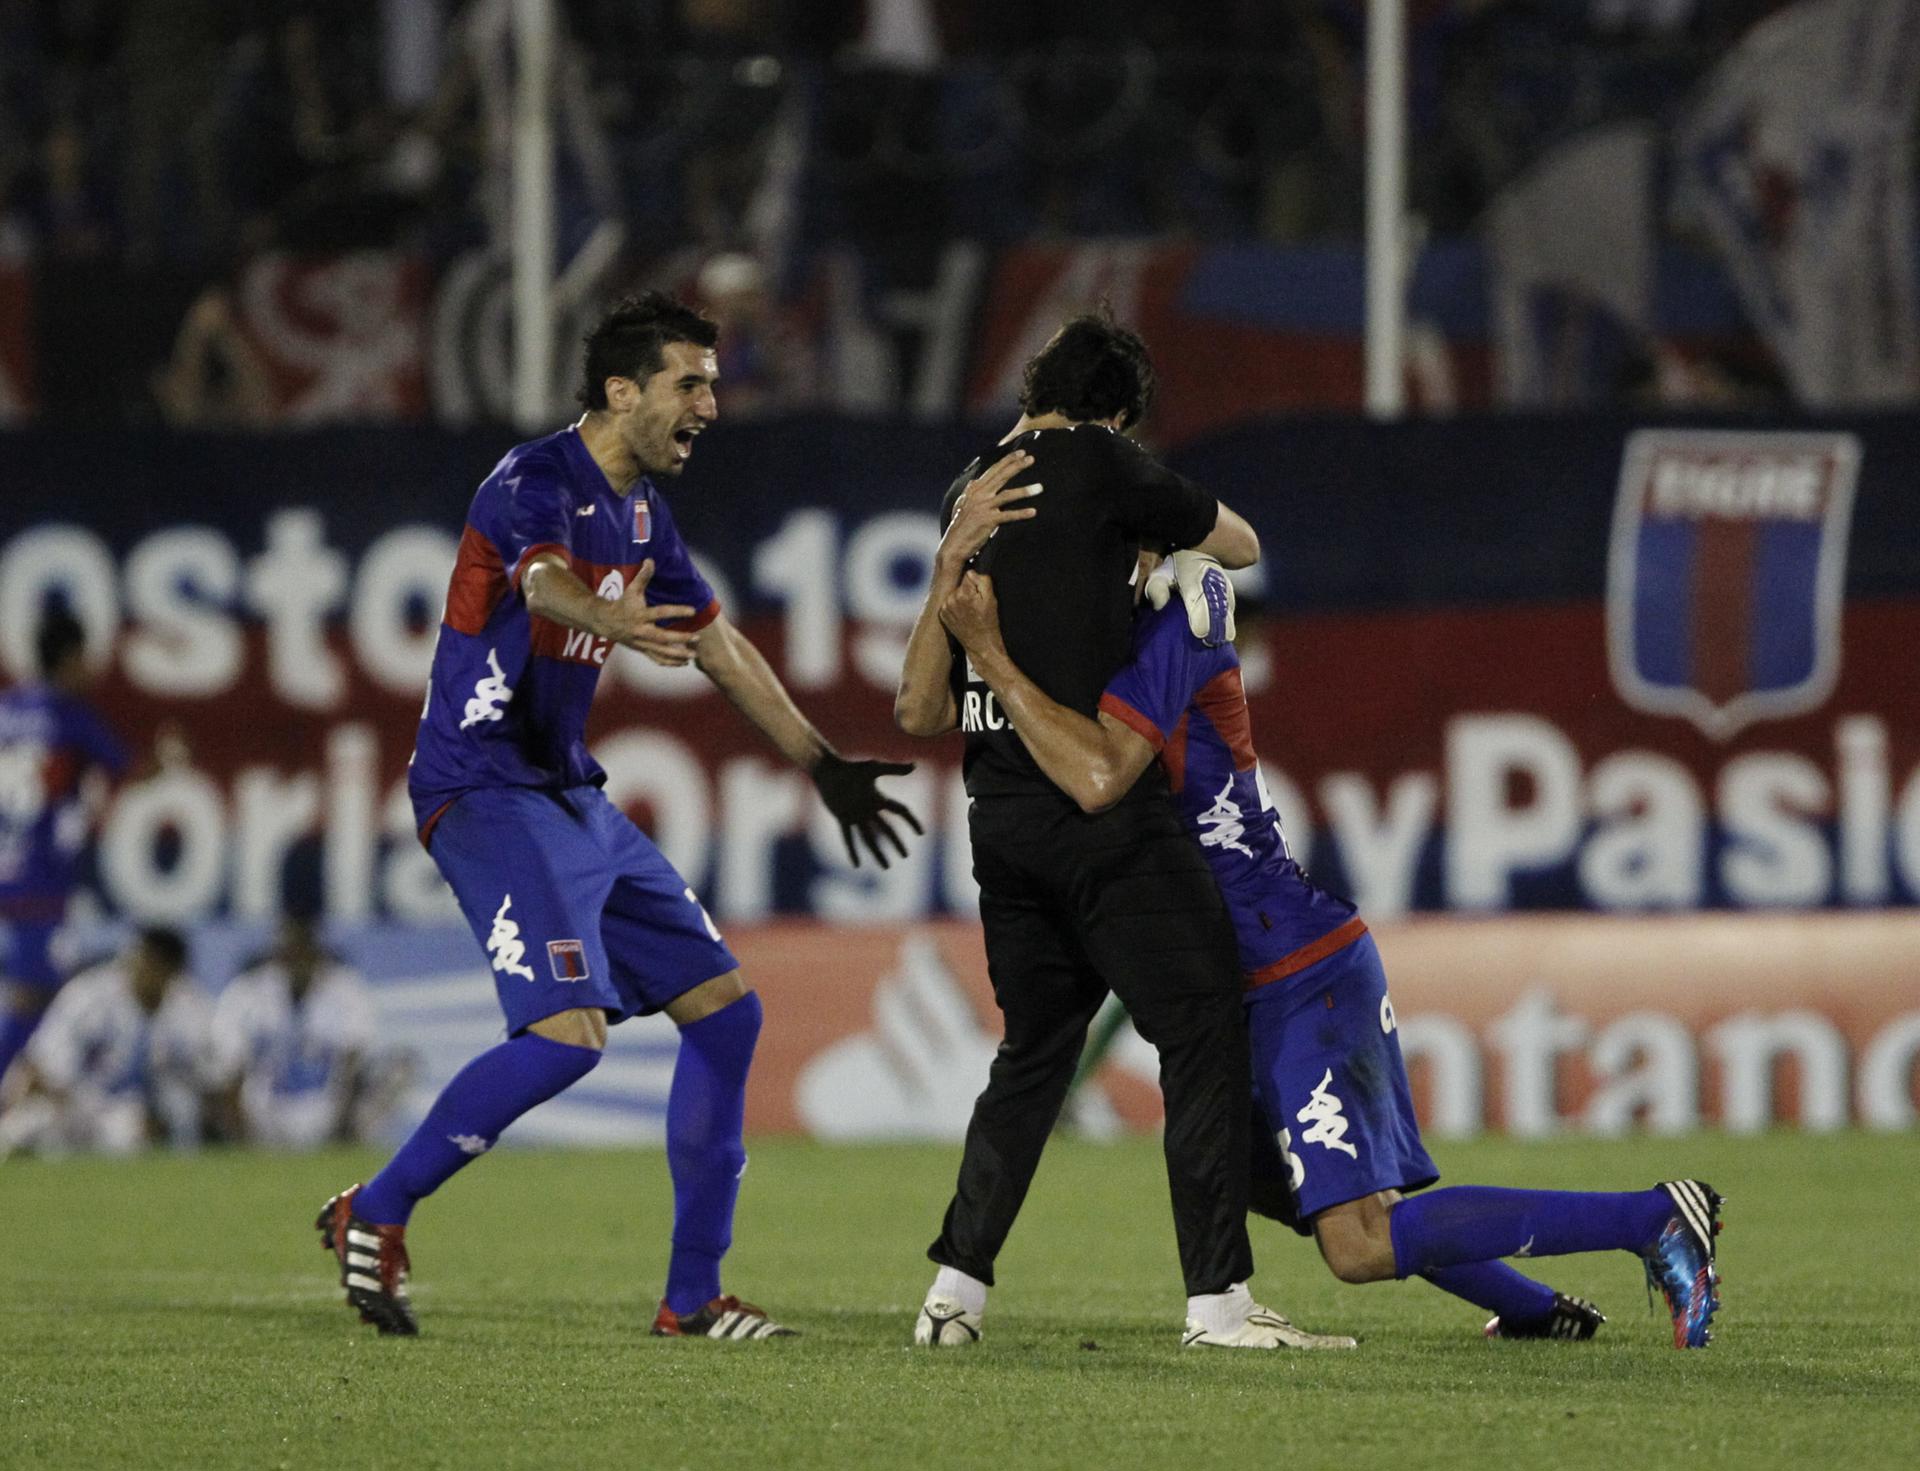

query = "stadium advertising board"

[
  {"left": 726, "top": 911, "right": 1920, "bottom": 1139},
  {"left": 3, "top": 414, "right": 1916, "bottom": 1135},
  {"left": 2, "top": 415, "right": 1917, "bottom": 924},
  {"left": 274, "top": 912, "right": 1919, "bottom": 1142}
]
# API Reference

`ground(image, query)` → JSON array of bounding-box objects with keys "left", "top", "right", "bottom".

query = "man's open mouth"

[{"left": 672, "top": 426, "right": 700, "bottom": 460}]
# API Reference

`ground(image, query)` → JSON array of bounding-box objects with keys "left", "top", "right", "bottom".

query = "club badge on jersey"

[{"left": 634, "top": 501, "right": 653, "bottom": 545}]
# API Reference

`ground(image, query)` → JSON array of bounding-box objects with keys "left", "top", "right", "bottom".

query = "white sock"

[
  {"left": 929, "top": 1266, "right": 988, "bottom": 1317},
  {"left": 1186, "top": 1282, "right": 1253, "bottom": 1336}
]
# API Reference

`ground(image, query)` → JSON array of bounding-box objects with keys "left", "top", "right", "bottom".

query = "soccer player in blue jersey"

[
  {"left": 934, "top": 556, "right": 1724, "bottom": 1350},
  {"left": 0, "top": 611, "right": 129, "bottom": 1088},
  {"left": 317, "top": 292, "right": 922, "bottom": 1340}
]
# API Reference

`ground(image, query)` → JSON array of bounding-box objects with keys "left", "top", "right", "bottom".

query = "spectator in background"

[
  {"left": 0, "top": 927, "right": 213, "bottom": 1157},
  {"left": 225, "top": 3, "right": 423, "bottom": 255},
  {"left": 36, "top": 113, "right": 113, "bottom": 258},
  {"left": 118, "top": 0, "right": 232, "bottom": 263},
  {"left": 2, "top": 111, "right": 117, "bottom": 261},
  {"left": 694, "top": 251, "right": 814, "bottom": 415},
  {"left": 208, "top": 912, "right": 395, "bottom": 1150}
]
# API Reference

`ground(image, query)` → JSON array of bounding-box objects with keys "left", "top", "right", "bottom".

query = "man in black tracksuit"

[{"left": 895, "top": 315, "right": 1344, "bottom": 1349}]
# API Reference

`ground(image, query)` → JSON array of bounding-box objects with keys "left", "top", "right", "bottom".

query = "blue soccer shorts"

[
  {"left": 429, "top": 784, "right": 739, "bottom": 1035},
  {"left": 1245, "top": 931, "right": 1439, "bottom": 1223},
  {"left": 0, "top": 915, "right": 65, "bottom": 994}
]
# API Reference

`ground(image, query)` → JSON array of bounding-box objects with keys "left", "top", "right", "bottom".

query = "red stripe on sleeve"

[
  {"left": 512, "top": 541, "right": 572, "bottom": 592},
  {"left": 1192, "top": 666, "right": 1258, "bottom": 770},
  {"left": 668, "top": 598, "right": 722, "bottom": 632},
  {"left": 1098, "top": 693, "right": 1166, "bottom": 752}
]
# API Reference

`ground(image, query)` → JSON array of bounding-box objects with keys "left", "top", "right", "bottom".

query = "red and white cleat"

[{"left": 316, "top": 1184, "right": 417, "bottom": 1337}]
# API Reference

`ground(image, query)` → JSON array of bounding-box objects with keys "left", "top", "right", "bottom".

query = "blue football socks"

[
  {"left": 1422, "top": 1261, "right": 1558, "bottom": 1325},
  {"left": 0, "top": 1008, "right": 41, "bottom": 1085},
  {"left": 354, "top": 1031, "right": 600, "bottom": 1226},
  {"left": 1388, "top": 1185, "right": 1675, "bottom": 1279},
  {"left": 662, "top": 991, "right": 762, "bottom": 1315}
]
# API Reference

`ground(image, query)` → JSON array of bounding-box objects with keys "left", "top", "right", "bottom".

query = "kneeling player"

[
  {"left": 210, "top": 914, "right": 401, "bottom": 1148},
  {"left": 0, "top": 928, "right": 212, "bottom": 1157},
  {"left": 936, "top": 558, "right": 1722, "bottom": 1349}
]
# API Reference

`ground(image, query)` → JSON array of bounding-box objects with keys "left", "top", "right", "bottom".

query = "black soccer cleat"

[
  {"left": 316, "top": 1184, "right": 417, "bottom": 1337},
  {"left": 1485, "top": 1293, "right": 1607, "bottom": 1341},
  {"left": 651, "top": 1294, "right": 797, "bottom": 1340}
]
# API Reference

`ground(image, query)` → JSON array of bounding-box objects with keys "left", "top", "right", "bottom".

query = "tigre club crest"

[{"left": 1606, "top": 429, "right": 1859, "bottom": 740}]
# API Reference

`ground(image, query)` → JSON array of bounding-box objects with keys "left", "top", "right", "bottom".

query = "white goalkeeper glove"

[{"left": 1145, "top": 549, "right": 1236, "bottom": 646}]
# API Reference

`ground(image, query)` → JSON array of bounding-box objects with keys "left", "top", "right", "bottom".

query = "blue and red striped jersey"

[
  {"left": 1099, "top": 602, "right": 1360, "bottom": 985},
  {"left": 0, "top": 683, "right": 127, "bottom": 913},
  {"left": 407, "top": 427, "right": 718, "bottom": 841}
]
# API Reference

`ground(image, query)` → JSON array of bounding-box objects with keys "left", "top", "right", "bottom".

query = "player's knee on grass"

[
  {"left": 529, "top": 1007, "right": 609, "bottom": 1051},
  {"left": 1312, "top": 1192, "right": 1400, "bottom": 1283},
  {"left": 666, "top": 969, "right": 750, "bottom": 1026}
]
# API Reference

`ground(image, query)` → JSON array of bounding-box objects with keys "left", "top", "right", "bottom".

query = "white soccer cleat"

[
  {"left": 914, "top": 1296, "right": 983, "bottom": 1347},
  {"left": 1182, "top": 1303, "right": 1357, "bottom": 1351}
]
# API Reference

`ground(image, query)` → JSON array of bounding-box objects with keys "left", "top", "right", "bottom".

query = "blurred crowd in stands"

[
  {"left": 0, "top": 0, "right": 1798, "bottom": 269},
  {"left": 0, "top": 0, "right": 1854, "bottom": 426}
]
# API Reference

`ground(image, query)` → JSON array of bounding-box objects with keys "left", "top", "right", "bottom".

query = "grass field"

[{"left": 3, "top": 1131, "right": 1916, "bottom": 1470}]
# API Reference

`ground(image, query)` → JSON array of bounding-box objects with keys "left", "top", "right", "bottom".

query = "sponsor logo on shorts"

[
  {"left": 548, "top": 938, "right": 589, "bottom": 981},
  {"left": 1296, "top": 1068, "right": 1359, "bottom": 1159},
  {"left": 486, "top": 894, "right": 536, "bottom": 981}
]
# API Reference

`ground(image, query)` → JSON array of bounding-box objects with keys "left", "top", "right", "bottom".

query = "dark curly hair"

[
  {"left": 577, "top": 291, "right": 719, "bottom": 410},
  {"left": 1019, "top": 309, "right": 1156, "bottom": 430}
]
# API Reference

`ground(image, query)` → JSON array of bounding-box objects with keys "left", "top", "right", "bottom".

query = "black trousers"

[{"left": 929, "top": 793, "right": 1255, "bottom": 1297}]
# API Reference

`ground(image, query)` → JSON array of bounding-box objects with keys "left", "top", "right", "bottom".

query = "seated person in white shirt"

[
  {"left": 209, "top": 913, "right": 385, "bottom": 1149},
  {"left": 0, "top": 927, "right": 212, "bottom": 1156}
]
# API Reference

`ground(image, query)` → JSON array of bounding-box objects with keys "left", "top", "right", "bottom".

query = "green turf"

[{"left": 3, "top": 1132, "right": 1916, "bottom": 1470}]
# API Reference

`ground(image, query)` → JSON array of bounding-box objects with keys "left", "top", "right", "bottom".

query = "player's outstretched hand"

[
  {"left": 939, "top": 450, "right": 1040, "bottom": 569},
  {"left": 604, "top": 559, "right": 702, "bottom": 666},
  {"left": 813, "top": 753, "right": 925, "bottom": 869},
  {"left": 1146, "top": 549, "right": 1236, "bottom": 646},
  {"left": 938, "top": 571, "right": 1004, "bottom": 656}
]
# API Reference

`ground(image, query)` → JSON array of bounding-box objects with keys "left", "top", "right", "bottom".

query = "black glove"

[{"left": 812, "top": 753, "right": 925, "bottom": 869}]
